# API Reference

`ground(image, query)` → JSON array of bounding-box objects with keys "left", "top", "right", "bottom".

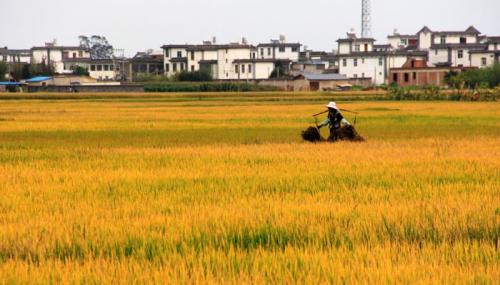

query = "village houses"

[{"left": 1, "top": 27, "right": 499, "bottom": 88}]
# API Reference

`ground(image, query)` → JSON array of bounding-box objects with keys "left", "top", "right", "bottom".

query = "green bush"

[
  {"left": 144, "top": 82, "right": 279, "bottom": 92},
  {"left": 134, "top": 73, "right": 172, "bottom": 82},
  {"left": 176, "top": 71, "right": 212, "bottom": 82},
  {"left": 446, "top": 64, "right": 500, "bottom": 89}
]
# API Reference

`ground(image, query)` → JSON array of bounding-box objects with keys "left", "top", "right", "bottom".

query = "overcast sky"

[{"left": 1, "top": 0, "right": 499, "bottom": 56}]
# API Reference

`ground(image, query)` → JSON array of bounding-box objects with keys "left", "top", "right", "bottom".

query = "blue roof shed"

[{"left": 25, "top": 76, "right": 53, "bottom": 83}]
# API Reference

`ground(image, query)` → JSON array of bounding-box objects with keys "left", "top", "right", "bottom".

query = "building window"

[
  {"left": 342, "top": 59, "right": 347, "bottom": 67},
  {"left": 235, "top": 65, "right": 239, "bottom": 73},
  {"left": 191, "top": 65, "right": 195, "bottom": 72},
  {"left": 260, "top": 48, "right": 264, "bottom": 57},
  {"left": 481, "top": 57, "right": 487, "bottom": 66},
  {"left": 248, "top": 64, "right": 252, "bottom": 73},
  {"left": 404, "top": 73, "right": 409, "bottom": 82},
  {"left": 90, "top": 65, "right": 96, "bottom": 71},
  {"left": 378, "top": 57, "right": 383, "bottom": 66},
  {"left": 458, "top": 50, "right": 463, "bottom": 59},
  {"left": 191, "top": 51, "right": 195, "bottom": 60},
  {"left": 79, "top": 51, "right": 83, "bottom": 57},
  {"left": 97, "top": 65, "right": 102, "bottom": 71},
  {"left": 435, "top": 49, "right": 438, "bottom": 55},
  {"left": 104, "top": 65, "right": 109, "bottom": 71},
  {"left": 460, "top": 37, "right": 467, "bottom": 44},
  {"left": 267, "top": 48, "right": 271, "bottom": 56},
  {"left": 353, "top": 74, "right": 358, "bottom": 78},
  {"left": 173, "top": 63, "right": 177, "bottom": 72},
  {"left": 400, "top": 39, "right": 407, "bottom": 45},
  {"left": 180, "top": 63, "right": 185, "bottom": 71},
  {"left": 109, "top": 65, "right": 114, "bottom": 71},
  {"left": 242, "top": 64, "right": 245, "bottom": 73},
  {"left": 361, "top": 58, "right": 365, "bottom": 64},
  {"left": 73, "top": 52, "right": 77, "bottom": 58},
  {"left": 177, "top": 51, "right": 182, "bottom": 58},
  {"left": 279, "top": 47, "right": 285, "bottom": 52},
  {"left": 393, "top": 73, "right": 398, "bottom": 82},
  {"left": 361, "top": 73, "right": 365, "bottom": 78},
  {"left": 354, "top": 58, "right": 358, "bottom": 67},
  {"left": 166, "top": 49, "right": 170, "bottom": 58},
  {"left": 413, "top": 72, "right": 417, "bottom": 80},
  {"left": 165, "top": 64, "right": 170, "bottom": 72},
  {"left": 440, "top": 36, "right": 446, "bottom": 44},
  {"left": 292, "top": 47, "right": 298, "bottom": 52},
  {"left": 63, "top": 64, "right": 67, "bottom": 70},
  {"left": 355, "top": 44, "right": 360, "bottom": 52}
]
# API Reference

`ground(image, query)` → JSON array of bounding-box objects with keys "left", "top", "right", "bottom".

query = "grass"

[{"left": 0, "top": 94, "right": 499, "bottom": 283}]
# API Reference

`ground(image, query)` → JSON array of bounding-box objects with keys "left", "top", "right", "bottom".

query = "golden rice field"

[{"left": 0, "top": 94, "right": 499, "bottom": 284}]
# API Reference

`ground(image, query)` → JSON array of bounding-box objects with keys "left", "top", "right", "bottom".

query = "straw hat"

[{"left": 326, "top": 102, "right": 339, "bottom": 110}]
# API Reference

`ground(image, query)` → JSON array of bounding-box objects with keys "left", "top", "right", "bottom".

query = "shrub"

[
  {"left": 176, "top": 71, "right": 212, "bottom": 82},
  {"left": 144, "top": 82, "right": 279, "bottom": 92}
]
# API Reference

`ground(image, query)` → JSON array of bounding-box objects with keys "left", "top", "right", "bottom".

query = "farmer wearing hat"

[{"left": 317, "top": 102, "right": 351, "bottom": 141}]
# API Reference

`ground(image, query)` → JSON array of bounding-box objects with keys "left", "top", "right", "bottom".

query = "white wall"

[
  {"left": 470, "top": 53, "right": 495, "bottom": 68},
  {"left": 164, "top": 47, "right": 188, "bottom": 76},
  {"left": 338, "top": 56, "right": 386, "bottom": 85},
  {"left": 338, "top": 42, "right": 351, "bottom": 55},
  {"left": 216, "top": 48, "right": 252, "bottom": 80},
  {"left": 253, "top": 62, "right": 274, "bottom": 79},
  {"left": 258, "top": 46, "right": 299, "bottom": 61},
  {"left": 433, "top": 35, "right": 477, "bottom": 44},
  {"left": 428, "top": 48, "right": 449, "bottom": 66},
  {"left": 418, "top": 31, "right": 432, "bottom": 50}
]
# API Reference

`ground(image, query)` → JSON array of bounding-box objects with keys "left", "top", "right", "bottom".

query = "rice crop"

[{"left": 0, "top": 96, "right": 498, "bottom": 284}]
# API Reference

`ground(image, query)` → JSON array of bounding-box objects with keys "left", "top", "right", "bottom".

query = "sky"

[{"left": 1, "top": 0, "right": 499, "bottom": 56}]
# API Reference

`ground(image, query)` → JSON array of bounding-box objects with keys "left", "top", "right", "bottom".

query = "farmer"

[{"left": 317, "top": 102, "right": 351, "bottom": 141}]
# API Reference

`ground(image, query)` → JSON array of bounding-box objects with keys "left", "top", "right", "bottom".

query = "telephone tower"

[{"left": 361, "top": 0, "right": 372, "bottom": 38}]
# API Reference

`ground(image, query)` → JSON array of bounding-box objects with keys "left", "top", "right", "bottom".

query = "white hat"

[{"left": 326, "top": 102, "right": 339, "bottom": 110}]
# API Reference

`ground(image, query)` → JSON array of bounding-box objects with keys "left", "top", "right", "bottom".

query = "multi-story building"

[
  {"left": 336, "top": 33, "right": 427, "bottom": 85},
  {"left": 0, "top": 47, "right": 31, "bottom": 64},
  {"left": 256, "top": 40, "right": 301, "bottom": 62},
  {"left": 336, "top": 26, "right": 499, "bottom": 85},
  {"left": 162, "top": 38, "right": 301, "bottom": 80},
  {"left": 31, "top": 44, "right": 91, "bottom": 74}
]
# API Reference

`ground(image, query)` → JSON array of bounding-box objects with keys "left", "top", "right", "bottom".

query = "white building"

[
  {"left": 31, "top": 45, "right": 91, "bottom": 74},
  {"left": 257, "top": 41, "right": 300, "bottom": 62},
  {"left": 162, "top": 41, "right": 298, "bottom": 80},
  {"left": 335, "top": 26, "right": 500, "bottom": 85},
  {"left": 336, "top": 33, "right": 427, "bottom": 85},
  {"left": 0, "top": 48, "right": 31, "bottom": 64}
]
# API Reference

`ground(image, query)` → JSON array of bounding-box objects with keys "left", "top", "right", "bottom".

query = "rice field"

[{"left": 0, "top": 94, "right": 499, "bottom": 284}]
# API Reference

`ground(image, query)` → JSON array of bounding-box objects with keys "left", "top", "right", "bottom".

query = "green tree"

[
  {"left": 269, "top": 62, "right": 289, "bottom": 79},
  {"left": 72, "top": 66, "right": 89, "bottom": 76},
  {"left": 22, "top": 64, "right": 32, "bottom": 79},
  {"left": 0, "top": 62, "right": 8, "bottom": 81}
]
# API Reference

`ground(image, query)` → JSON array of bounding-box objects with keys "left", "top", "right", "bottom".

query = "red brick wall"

[{"left": 389, "top": 69, "right": 448, "bottom": 87}]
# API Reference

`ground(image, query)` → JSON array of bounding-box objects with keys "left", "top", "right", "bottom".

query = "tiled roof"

[
  {"left": 233, "top": 59, "right": 291, "bottom": 64},
  {"left": 337, "top": 38, "right": 375, "bottom": 43},
  {"left": 430, "top": 43, "right": 488, "bottom": 49},
  {"left": 32, "top": 46, "right": 89, "bottom": 51},
  {"left": 257, "top": 43, "right": 301, "bottom": 48},
  {"left": 300, "top": 73, "right": 348, "bottom": 81}
]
